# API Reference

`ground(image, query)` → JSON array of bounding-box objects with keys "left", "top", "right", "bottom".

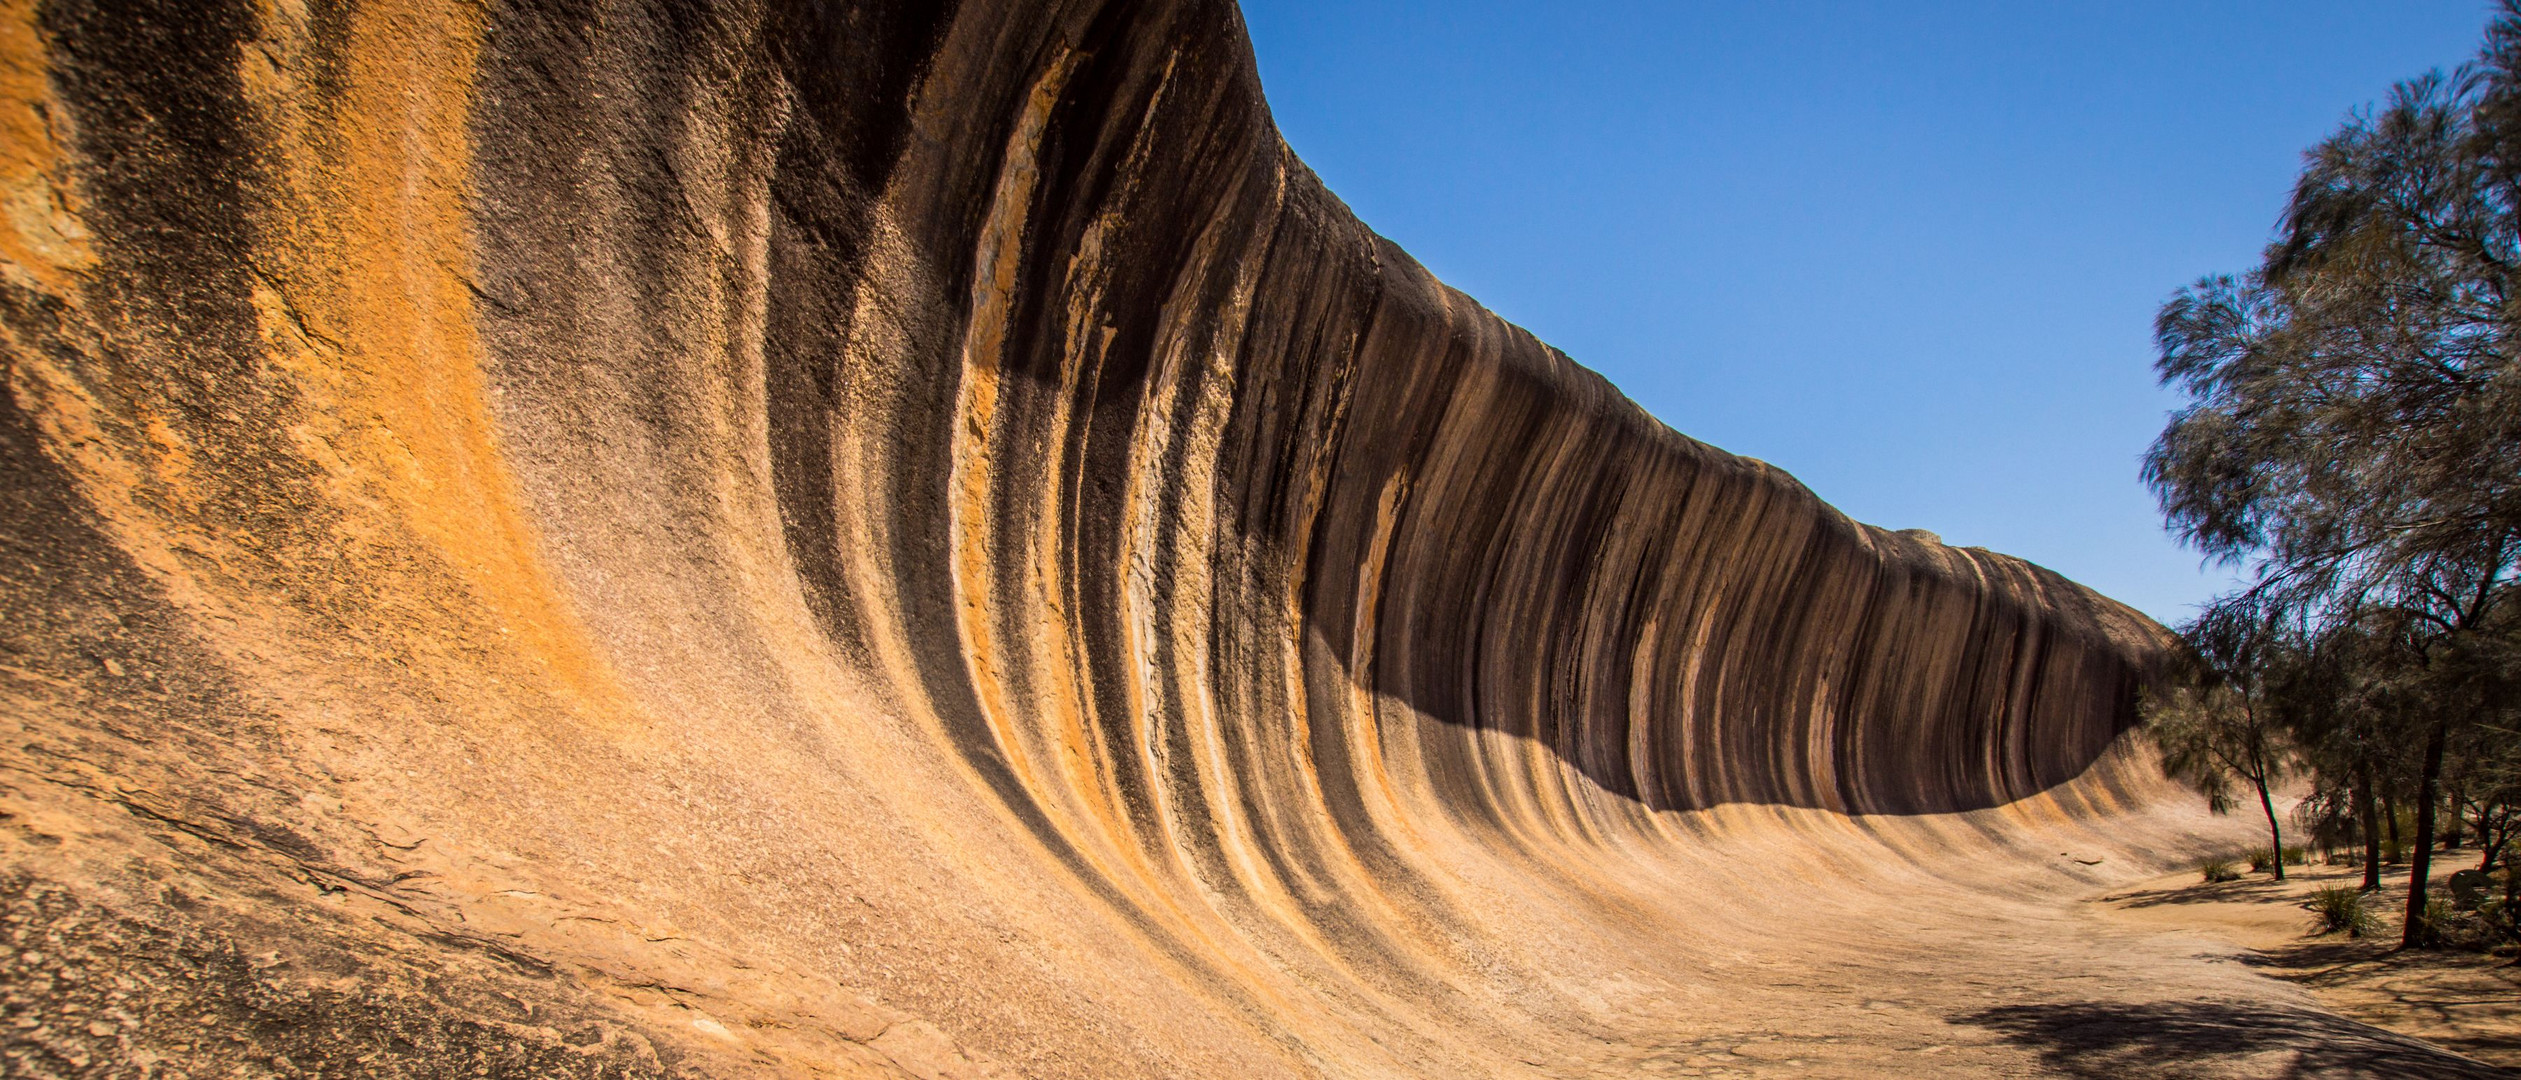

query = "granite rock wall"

[{"left": 0, "top": 0, "right": 2173, "bottom": 1075}]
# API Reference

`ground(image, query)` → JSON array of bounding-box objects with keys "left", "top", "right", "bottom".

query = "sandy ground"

[{"left": 2096, "top": 858, "right": 2521, "bottom": 1073}]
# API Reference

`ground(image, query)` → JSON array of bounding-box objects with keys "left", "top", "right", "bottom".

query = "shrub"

[
  {"left": 2200, "top": 858, "right": 2242, "bottom": 883},
  {"left": 2246, "top": 848, "right": 2278, "bottom": 873},
  {"left": 2426, "top": 896, "right": 2519, "bottom": 952},
  {"left": 2283, "top": 845, "right": 2310, "bottom": 865},
  {"left": 2413, "top": 897, "right": 2458, "bottom": 949},
  {"left": 2306, "top": 886, "right": 2381, "bottom": 938}
]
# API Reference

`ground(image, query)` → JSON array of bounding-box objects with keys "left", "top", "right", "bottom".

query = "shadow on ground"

[
  {"left": 2238, "top": 940, "right": 2521, "bottom": 1067},
  {"left": 2099, "top": 877, "right": 2302, "bottom": 910},
  {"left": 1956, "top": 999, "right": 2512, "bottom": 1078}
]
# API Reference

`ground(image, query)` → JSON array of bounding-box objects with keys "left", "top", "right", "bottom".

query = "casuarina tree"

[
  {"left": 2146, "top": 605, "right": 2297, "bottom": 879},
  {"left": 2147, "top": 3, "right": 2521, "bottom": 946}
]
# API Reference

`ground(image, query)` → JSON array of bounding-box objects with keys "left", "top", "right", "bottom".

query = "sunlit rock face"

[{"left": 0, "top": 0, "right": 2182, "bottom": 1075}]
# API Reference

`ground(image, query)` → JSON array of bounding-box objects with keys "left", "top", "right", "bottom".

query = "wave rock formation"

[{"left": 0, "top": 1, "right": 2384, "bottom": 1077}]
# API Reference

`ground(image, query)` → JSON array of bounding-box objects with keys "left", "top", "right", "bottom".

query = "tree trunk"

[
  {"left": 2255, "top": 779, "right": 2286, "bottom": 881},
  {"left": 2358, "top": 771, "right": 2383, "bottom": 892},
  {"left": 2471, "top": 803, "right": 2507, "bottom": 873},
  {"left": 2385, "top": 793, "right": 2400, "bottom": 858},
  {"left": 2402, "top": 720, "right": 2449, "bottom": 949}
]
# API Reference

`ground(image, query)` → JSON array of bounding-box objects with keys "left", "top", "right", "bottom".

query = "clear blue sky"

[{"left": 1238, "top": 1, "right": 2491, "bottom": 624}]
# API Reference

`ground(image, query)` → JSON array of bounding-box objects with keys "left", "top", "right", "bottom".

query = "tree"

[
  {"left": 2146, "top": 2, "right": 2521, "bottom": 946},
  {"left": 2147, "top": 608, "right": 2298, "bottom": 879},
  {"left": 2450, "top": 620, "right": 2521, "bottom": 871},
  {"left": 2271, "top": 617, "right": 2397, "bottom": 890}
]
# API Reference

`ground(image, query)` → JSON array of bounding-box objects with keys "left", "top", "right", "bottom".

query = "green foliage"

[
  {"left": 2147, "top": 677, "right": 2288, "bottom": 820},
  {"left": 2408, "top": 895, "right": 2516, "bottom": 951},
  {"left": 2307, "top": 886, "right": 2382, "bottom": 938},
  {"left": 2145, "top": 607, "right": 2299, "bottom": 879},
  {"left": 2198, "top": 858, "right": 2243, "bottom": 883},
  {"left": 2147, "top": 0, "right": 2521, "bottom": 947},
  {"left": 2146, "top": 76, "right": 2521, "bottom": 631},
  {"left": 2412, "top": 897, "right": 2456, "bottom": 949},
  {"left": 2404, "top": 895, "right": 2520, "bottom": 951},
  {"left": 2236, "top": 845, "right": 2310, "bottom": 870}
]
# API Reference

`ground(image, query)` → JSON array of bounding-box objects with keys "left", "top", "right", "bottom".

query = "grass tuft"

[{"left": 2306, "top": 886, "right": 2381, "bottom": 938}]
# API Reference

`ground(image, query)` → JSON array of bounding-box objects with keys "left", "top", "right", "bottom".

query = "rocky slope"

[{"left": 1, "top": 0, "right": 2480, "bottom": 1076}]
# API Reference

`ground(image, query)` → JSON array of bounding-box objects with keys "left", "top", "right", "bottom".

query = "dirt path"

[{"left": 2095, "top": 860, "right": 2521, "bottom": 1072}]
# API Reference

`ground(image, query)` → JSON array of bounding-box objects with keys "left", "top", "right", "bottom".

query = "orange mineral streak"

[
  {"left": 0, "top": 0, "right": 89, "bottom": 297},
  {"left": 944, "top": 51, "right": 1313, "bottom": 1028},
  {"left": 948, "top": 49, "right": 1079, "bottom": 836},
  {"left": 6, "top": 0, "right": 622, "bottom": 734},
  {"left": 0, "top": 4, "right": 171, "bottom": 575},
  {"left": 226, "top": 0, "right": 619, "bottom": 717}
]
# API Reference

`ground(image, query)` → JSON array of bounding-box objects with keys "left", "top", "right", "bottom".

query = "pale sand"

[{"left": 2098, "top": 859, "right": 2521, "bottom": 1070}]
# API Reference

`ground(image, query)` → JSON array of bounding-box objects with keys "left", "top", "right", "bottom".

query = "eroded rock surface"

[{"left": 0, "top": 0, "right": 2486, "bottom": 1076}]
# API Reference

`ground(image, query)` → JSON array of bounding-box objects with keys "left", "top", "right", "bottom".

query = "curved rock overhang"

[{"left": 0, "top": 0, "right": 2191, "bottom": 1075}]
